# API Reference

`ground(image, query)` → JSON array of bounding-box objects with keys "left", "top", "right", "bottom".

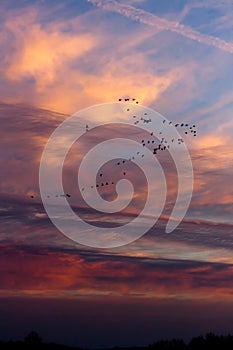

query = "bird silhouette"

[{"left": 28, "top": 101, "right": 198, "bottom": 199}]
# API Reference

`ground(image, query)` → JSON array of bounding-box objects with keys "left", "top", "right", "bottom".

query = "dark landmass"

[{"left": 0, "top": 332, "right": 233, "bottom": 350}]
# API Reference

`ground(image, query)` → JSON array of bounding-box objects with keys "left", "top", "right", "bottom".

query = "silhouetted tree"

[
  {"left": 149, "top": 338, "right": 185, "bottom": 349},
  {"left": 24, "top": 331, "right": 42, "bottom": 345},
  {"left": 0, "top": 332, "right": 232, "bottom": 350}
]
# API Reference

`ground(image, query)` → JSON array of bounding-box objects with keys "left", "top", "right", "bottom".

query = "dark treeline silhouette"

[{"left": 0, "top": 332, "right": 233, "bottom": 350}]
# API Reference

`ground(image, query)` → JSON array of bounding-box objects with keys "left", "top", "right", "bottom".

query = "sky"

[{"left": 1, "top": 0, "right": 233, "bottom": 348}]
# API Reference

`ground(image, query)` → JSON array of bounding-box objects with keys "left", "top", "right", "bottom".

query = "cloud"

[
  {"left": 88, "top": 0, "right": 233, "bottom": 54},
  {"left": 0, "top": 2, "right": 193, "bottom": 113},
  {"left": 1, "top": 102, "right": 233, "bottom": 234},
  {"left": 1, "top": 0, "right": 232, "bottom": 121},
  {"left": 1, "top": 185, "right": 233, "bottom": 265},
  {"left": 0, "top": 240, "right": 233, "bottom": 301},
  {"left": 5, "top": 21, "right": 95, "bottom": 92}
]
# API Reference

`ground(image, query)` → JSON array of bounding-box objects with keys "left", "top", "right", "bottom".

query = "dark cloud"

[
  {"left": 0, "top": 295, "right": 232, "bottom": 348},
  {"left": 1, "top": 102, "right": 233, "bottom": 315}
]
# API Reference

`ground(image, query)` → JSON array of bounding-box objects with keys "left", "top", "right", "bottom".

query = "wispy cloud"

[
  {"left": 0, "top": 241, "right": 233, "bottom": 300},
  {"left": 1, "top": 102, "right": 233, "bottom": 228},
  {"left": 1, "top": 5, "right": 176, "bottom": 112},
  {"left": 88, "top": 0, "right": 233, "bottom": 54}
]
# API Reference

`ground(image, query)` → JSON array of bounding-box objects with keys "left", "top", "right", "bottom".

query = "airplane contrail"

[{"left": 87, "top": 0, "right": 233, "bottom": 54}]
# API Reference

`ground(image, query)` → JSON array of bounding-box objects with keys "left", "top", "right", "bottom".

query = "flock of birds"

[{"left": 29, "top": 98, "right": 197, "bottom": 200}]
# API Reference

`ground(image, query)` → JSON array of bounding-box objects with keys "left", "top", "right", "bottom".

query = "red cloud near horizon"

[{"left": 0, "top": 243, "right": 233, "bottom": 302}]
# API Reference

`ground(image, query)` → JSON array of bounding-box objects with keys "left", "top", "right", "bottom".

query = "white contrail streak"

[{"left": 88, "top": 0, "right": 233, "bottom": 54}]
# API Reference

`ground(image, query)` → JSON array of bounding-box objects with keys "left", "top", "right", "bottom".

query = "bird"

[{"left": 28, "top": 110, "right": 198, "bottom": 197}]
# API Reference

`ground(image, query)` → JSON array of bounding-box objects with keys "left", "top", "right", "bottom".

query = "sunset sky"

[{"left": 1, "top": 0, "right": 233, "bottom": 348}]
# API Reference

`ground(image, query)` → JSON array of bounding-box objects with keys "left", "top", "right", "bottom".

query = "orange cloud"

[
  {"left": 6, "top": 24, "right": 95, "bottom": 92},
  {"left": 0, "top": 245, "right": 233, "bottom": 301},
  {"left": 1, "top": 5, "right": 184, "bottom": 113}
]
